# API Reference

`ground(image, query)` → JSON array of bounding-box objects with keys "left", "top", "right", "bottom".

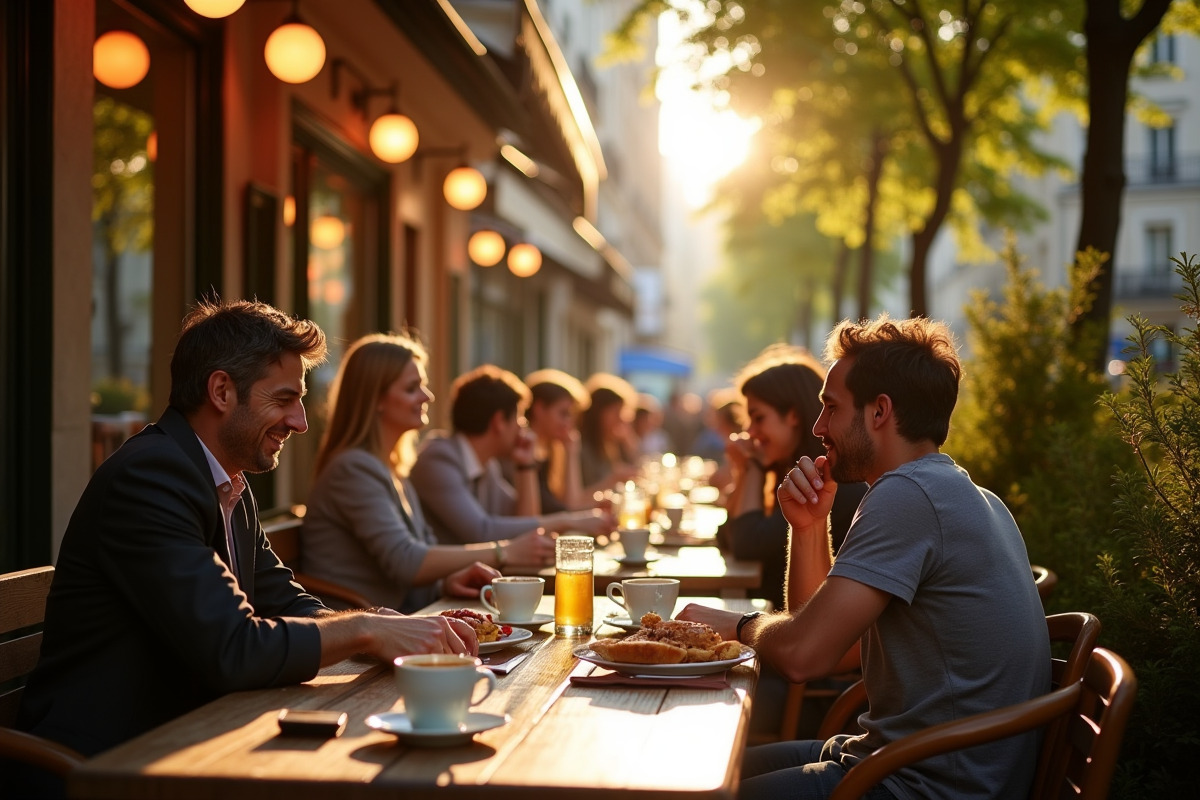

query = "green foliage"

[
  {"left": 93, "top": 95, "right": 154, "bottom": 254},
  {"left": 948, "top": 242, "right": 1133, "bottom": 611},
  {"left": 1097, "top": 253, "right": 1200, "bottom": 795},
  {"left": 90, "top": 377, "right": 148, "bottom": 415}
]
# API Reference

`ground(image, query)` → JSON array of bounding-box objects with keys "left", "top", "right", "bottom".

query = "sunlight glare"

[{"left": 657, "top": 9, "right": 759, "bottom": 207}]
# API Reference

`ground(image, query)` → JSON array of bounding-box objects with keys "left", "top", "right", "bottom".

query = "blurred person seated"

[
  {"left": 693, "top": 387, "right": 745, "bottom": 496},
  {"left": 578, "top": 373, "right": 641, "bottom": 489},
  {"left": 9, "top": 301, "right": 475, "bottom": 797},
  {"left": 718, "top": 344, "right": 867, "bottom": 610},
  {"left": 662, "top": 389, "right": 705, "bottom": 455},
  {"left": 301, "top": 334, "right": 556, "bottom": 614},
  {"left": 631, "top": 392, "right": 671, "bottom": 458},
  {"left": 409, "top": 365, "right": 612, "bottom": 545},
  {"left": 519, "top": 368, "right": 615, "bottom": 512}
]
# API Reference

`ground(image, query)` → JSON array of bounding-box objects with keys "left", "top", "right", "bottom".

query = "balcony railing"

[
  {"left": 1125, "top": 154, "right": 1200, "bottom": 186},
  {"left": 1114, "top": 269, "right": 1183, "bottom": 299}
]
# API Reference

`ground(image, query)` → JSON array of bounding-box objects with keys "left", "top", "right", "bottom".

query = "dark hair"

[
  {"left": 579, "top": 373, "right": 637, "bottom": 452},
  {"left": 169, "top": 298, "right": 327, "bottom": 414},
  {"left": 735, "top": 344, "right": 826, "bottom": 466},
  {"left": 824, "top": 314, "right": 961, "bottom": 446},
  {"left": 450, "top": 365, "right": 530, "bottom": 436},
  {"left": 524, "top": 369, "right": 589, "bottom": 425}
]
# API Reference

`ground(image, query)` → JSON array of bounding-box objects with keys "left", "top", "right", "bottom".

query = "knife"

[{"left": 482, "top": 652, "right": 528, "bottom": 675}]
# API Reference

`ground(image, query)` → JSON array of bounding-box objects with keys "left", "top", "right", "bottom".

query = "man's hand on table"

[
  {"left": 676, "top": 603, "right": 741, "bottom": 642},
  {"left": 444, "top": 561, "right": 502, "bottom": 597}
]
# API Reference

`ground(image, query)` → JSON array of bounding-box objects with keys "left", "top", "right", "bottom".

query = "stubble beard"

[
  {"left": 829, "top": 411, "right": 874, "bottom": 484},
  {"left": 220, "top": 403, "right": 282, "bottom": 474}
]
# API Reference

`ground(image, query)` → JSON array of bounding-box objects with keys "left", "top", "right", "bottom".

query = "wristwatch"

[{"left": 736, "top": 611, "right": 763, "bottom": 641}]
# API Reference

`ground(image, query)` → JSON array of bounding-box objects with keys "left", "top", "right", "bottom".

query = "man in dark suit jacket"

[{"left": 14, "top": 300, "right": 475, "bottom": 795}]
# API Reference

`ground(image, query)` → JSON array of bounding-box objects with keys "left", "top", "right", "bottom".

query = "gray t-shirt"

[{"left": 829, "top": 453, "right": 1050, "bottom": 800}]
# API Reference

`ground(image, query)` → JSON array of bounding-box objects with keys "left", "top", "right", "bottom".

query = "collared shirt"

[{"left": 197, "top": 436, "right": 245, "bottom": 580}]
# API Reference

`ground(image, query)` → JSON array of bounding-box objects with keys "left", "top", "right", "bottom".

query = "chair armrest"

[
  {"left": 293, "top": 572, "right": 374, "bottom": 610},
  {"left": 0, "top": 727, "right": 86, "bottom": 777},
  {"left": 817, "top": 679, "right": 868, "bottom": 740},
  {"left": 828, "top": 683, "right": 1080, "bottom": 800}
]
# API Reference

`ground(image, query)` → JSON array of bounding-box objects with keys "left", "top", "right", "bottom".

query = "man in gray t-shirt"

[{"left": 679, "top": 315, "right": 1050, "bottom": 800}]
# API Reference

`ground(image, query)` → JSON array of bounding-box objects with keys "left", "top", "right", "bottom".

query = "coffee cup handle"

[
  {"left": 605, "top": 582, "right": 627, "bottom": 611},
  {"left": 471, "top": 669, "right": 497, "bottom": 706},
  {"left": 479, "top": 585, "right": 500, "bottom": 616}
]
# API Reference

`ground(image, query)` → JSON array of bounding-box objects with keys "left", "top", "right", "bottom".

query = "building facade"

[{"left": 0, "top": 0, "right": 648, "bottom": 569}]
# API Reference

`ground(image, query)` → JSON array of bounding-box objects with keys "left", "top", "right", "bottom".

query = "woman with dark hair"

[
  {"left": 522, "top": 369, "right": 592, "bottom": 512},
  {"left": 577, "top": 373, "right": 641, "bottom": 490},
  {"left": 301, "top": 333, "right": 553, "bottom": 613},
  {"left": 718, "top": 344, "right": 867, "bottom": 610}
]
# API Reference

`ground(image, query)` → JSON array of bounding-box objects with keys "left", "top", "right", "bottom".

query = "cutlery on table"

[{"left": 481, "top": 652, "right": 528, "bottom": 675}]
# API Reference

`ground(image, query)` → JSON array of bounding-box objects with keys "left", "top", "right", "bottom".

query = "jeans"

[{"left": 740, "top": 738, "right": 899, "bottom": 800}]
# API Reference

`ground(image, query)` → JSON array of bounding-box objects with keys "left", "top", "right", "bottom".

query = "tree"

[
  {"left": 615, "top": 0, "right": 1074, "bottom": 317},
  {"left": 1070, "top": 0, "right": 1193, "bottom": 370}
]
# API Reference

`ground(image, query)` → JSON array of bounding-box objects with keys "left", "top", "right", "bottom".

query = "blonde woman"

[{"left": 301, "top": 333, "right": 554, "bottom": 613}]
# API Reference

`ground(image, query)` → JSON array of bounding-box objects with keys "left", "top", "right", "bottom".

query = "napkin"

[{"left": 570, "top": 673, "right": 729, "bottom": 690}]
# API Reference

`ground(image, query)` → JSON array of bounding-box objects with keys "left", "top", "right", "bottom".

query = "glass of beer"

[{"left": 554, "top": 535, "right": 594, "bottom": 637}]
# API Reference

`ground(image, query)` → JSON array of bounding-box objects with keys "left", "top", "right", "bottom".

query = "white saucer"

[
  {"left": 613, "top": 554, "right": 659, "bottom": 567},
  {"left": 494, "top": 613, "right": 553, "bottom": 631},
  {"left": 477, "top": 626, "right": 533, "bottom": 654},
  {"left": 366, "top": 711, "right": 509, "bottom": 747},
  {"left": 600, "top": 614, "right": 641, "bottom": 632}
]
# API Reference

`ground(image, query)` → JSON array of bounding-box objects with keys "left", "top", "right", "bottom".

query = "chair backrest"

[
  {"left": 1032, "top": 647, "right": 1137, "bottom": 800},
  {"left": 262, "top": 513, "right": 374, "bottom": 609},
  {"left": 1032, "top": 565, "right": 1058, "bottom": 603},
  {"left": 0, "top": 566, "right": 54, "bottom": 727},
  {"left": 828, "top": 647, "right": 1136, "bottom": 800}
]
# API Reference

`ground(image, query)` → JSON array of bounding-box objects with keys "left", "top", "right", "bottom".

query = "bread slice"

[{"left": 591, "top": 639, "right": 687, "bottom": 664}]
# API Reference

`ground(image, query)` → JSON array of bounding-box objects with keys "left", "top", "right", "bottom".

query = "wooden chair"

[
  {"left": 0, "top": 566, "right": 85, "bottom": 777},
  {"left": 816, "top": 612, "right": 1102, "bottom": 741},
  {"left": 1032, "top": 564, "right": 1058, "bottom": 604},
  {"left": 262, "top": 512, "right": 374, "bottom": 609},
  {"left": 828, "top": 646, "right": 1136, "bottom": 800}
]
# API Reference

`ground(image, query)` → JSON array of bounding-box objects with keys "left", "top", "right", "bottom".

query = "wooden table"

[{"left": 69, "top": 596, "right": 765, "bottom": 800}]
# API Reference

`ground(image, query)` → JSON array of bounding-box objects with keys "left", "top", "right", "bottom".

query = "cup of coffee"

[
  {"left": 393, "top": 653, "right": 497, "bottom": 731},
  {"left": 479, "top": 576, "right": 545, "bottom": 622},
  {"left": 606, "top": 577, "right": 679, "bottom": 622},
  {"left": 618, "top": 528, "right": 651, "bottom": 562}
]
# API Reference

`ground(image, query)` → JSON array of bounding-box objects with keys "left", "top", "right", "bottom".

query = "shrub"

[{"left": 1098, "top": 253, "right": 1200, "bottom": 795}]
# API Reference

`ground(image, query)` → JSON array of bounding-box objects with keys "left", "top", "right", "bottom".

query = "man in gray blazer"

[
  {"left": 15, "top": 300, "right": 475, "bottom": 789},
  {"left": 410, "top": 365, "right": 612, "bottom": 545}
]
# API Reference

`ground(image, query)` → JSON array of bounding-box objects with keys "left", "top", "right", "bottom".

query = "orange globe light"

[
  {"left": 468, "top": 230, "right": 506, "bottom": 267},
  {"left": 282, "top": 196, "right": 296, "bottom": 227},
  {"left": 310, "top": 215, "right": 345, "bottom": 250},
  {"left": 443, "top": 166, "right": 487, "bottom": 211},
  {"left": 369, "top": 113, "right": 419, "bottom": 164},
  {"left": 507, "top": 243, "right": 542, "bottom": 277},
  {"left": 184, "top": 0, "right": 245, "bottom": 17},
  {"left": 264, "top": 20, "right": 326, "bottom": 84},
  {"left": 93, "top": 31, "right": 150, "bottom": 90}
]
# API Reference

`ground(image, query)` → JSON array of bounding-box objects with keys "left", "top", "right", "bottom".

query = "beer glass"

[{"left": 554, "top": 535, "right": 594, "bottom": 636}]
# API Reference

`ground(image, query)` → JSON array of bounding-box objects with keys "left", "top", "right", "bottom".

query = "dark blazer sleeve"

[{"left": 409, "top": 436, "right": 541, "bottom": 544}]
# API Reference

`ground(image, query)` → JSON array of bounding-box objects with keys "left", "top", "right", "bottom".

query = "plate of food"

[
  {"left": 436, "top": 609, "right": 534, "bottom": 654},
  {"left": 573, "top": 613, "right": 755, "bottom": 676}
]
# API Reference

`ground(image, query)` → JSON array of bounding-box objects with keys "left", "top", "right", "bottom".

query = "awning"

[{"left": 619, "top": 347, "right": 693, "bottom": 377}]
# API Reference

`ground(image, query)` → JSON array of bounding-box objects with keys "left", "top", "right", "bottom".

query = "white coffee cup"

[
  {"left": 664, "top": 506, "right": 684, "bottom": 531},
  {"left": 479, "top": 576, "right": 545, "bottom": 622},
  {"left": 618, "top": 528, "right": 651, "bottom": 562},
  {"left": 393, "top": 653, "right": 497, "bottom": 731},
  {"left": 606, "top": 577, "right": 680, "bottom": 622}
]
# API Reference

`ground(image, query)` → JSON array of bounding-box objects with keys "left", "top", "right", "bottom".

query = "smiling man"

[
  {"left": 679, "top": 314, "right": 1050, "bottom": 800},
  {"left": 13, "top": 300, "right": 474, "bottom": 796}
]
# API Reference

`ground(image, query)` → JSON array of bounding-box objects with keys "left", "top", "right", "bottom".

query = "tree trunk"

[
  {"left": 859, "top": 131, "right": 887, "bottom": 320},
  {"left": 101, "top": 206, "right": 123, "bottom": 379},
  {"left": 831, "top": 239, "right": 850, "bottom": 324},
  {"left": 1071, "top": 0, "right": 1173, "bottom": 370},
  {"left": 909, "top": 133, "right": 963, "bottom": 318}
]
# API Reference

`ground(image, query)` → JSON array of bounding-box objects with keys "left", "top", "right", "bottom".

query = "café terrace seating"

[
  {"left": 0, "top": 566, "right": 85, "bottom": 777},
  {"left": 261, "top": 508, "right": 373, "bottom": 609},
  {"left": 827, "top": 645, "right": 1136, "bottom": 800}
]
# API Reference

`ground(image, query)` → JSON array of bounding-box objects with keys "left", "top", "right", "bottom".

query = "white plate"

[
  {"left": 612, "top": 554, "right": 660, "bottom": 567},
  {"left": 477, "top": 626, "right": 533, "bottom": 654},
  {"left": 494, "top": 613, "right": 553, "bottom": 631},
  {"left": 572, "top": 643, "right": 756, "bottom": 677},
  {"left": 366, "top": 711, "right": 509, "bottom": 747},
  {"left": 599, "top": 614, "right": 642, "bottom": 632}
]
